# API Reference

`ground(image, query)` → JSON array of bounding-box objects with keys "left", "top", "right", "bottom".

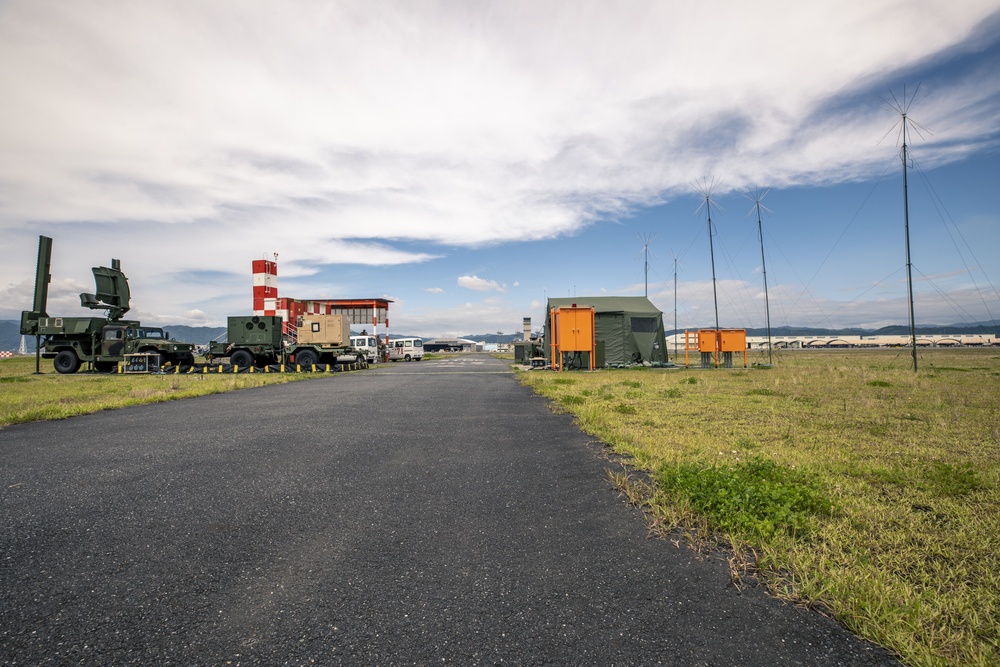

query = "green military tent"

[{"left": 543, "top": 296, "right": 668, "bottom": 366}]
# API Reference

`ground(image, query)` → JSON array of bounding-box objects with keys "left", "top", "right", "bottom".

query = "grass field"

[
  {"left": 518, "top": 348, "right": 1000, "bottom": 667},
  {"left": 0, "top": 356, "right": 323, "bottom": 428}
]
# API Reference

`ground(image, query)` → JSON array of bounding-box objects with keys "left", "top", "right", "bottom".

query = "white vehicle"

[
  {"left": 350, "top": 335, "right": 380, "bottom": 364},
  {"left": 388, "top": 337, "right": 423, "bottom": 362}
]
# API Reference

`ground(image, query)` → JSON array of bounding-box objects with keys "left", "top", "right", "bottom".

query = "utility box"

[
  {"left": 550, "top": 306, "right": 596, "bottom": 371},
  {"left": 556, "top": 307, "right": 595, "bottom": 352},
  {"left": 698, "top": 329, "right": 718, "bottom": 354},
  {"left": 297, "top": 314, "right": 350, "bottom": 346},
  {"left": 719, "top": 329, "right": 747, "bottom": 352}
]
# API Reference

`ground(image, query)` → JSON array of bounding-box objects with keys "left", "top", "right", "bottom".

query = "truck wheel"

[
  {"left": 404, "top": 354, "right": 411, "bottom": 362},
  {"left": 230, "top": 350, "right": 254, "bottom": 369},
  {"left": 296, "top": 350, "right": 318, "bottom": 367},
  {"left": 54, "top": 350, "right": 81, "bottom": 374}
]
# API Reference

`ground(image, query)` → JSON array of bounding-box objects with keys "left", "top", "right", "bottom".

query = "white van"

[
  {"left": 388, "top": 337, "right": 423, "bottom": 362},
  {"left": 350, "top": 335, "right": 380, "bottom": 364}
]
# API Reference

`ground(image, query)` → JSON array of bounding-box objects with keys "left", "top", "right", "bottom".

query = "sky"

[{"left": 1, "top": 1, "right": 999, "bottom": 339}]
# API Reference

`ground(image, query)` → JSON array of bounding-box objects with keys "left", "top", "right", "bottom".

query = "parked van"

[
  {"left": 350, "top": 335, "right": 380, "bottom": 364},
  {"left": 388, "top": 337, "right": 423, "bottom": 362}
]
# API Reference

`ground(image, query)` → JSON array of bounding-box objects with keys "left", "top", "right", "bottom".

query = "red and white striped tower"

[{"left": 251, "top": 257, "right": 278, "bottom": 314}]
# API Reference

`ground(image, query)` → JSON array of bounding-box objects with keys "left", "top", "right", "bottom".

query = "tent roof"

[{"left": 545, "top": 296, "right": 662, "bottom": 315}]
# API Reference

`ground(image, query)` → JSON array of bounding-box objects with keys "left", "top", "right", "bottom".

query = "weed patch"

[
  {"left": 656, "top": 458, "right": 832, "bottom": 540},
  {"left": 923, "top": 462, "right": 981, "bottom": 497}
]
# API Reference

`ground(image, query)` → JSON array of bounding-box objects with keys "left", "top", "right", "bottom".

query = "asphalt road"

[{"left": 1, "top": 355, "right": 899, "bottom": 665}]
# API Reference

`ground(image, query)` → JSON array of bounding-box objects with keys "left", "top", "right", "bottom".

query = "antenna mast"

[
  {"left": 695, "top": 179, "right": 722, "bottom": 333},
  {"left": 902, "top": 104, "right": 917, "bottom": 372},
  {"left": 746, "top": 187, "right": 773, "bottom": 365},
  {"left": 637, "top": 232, "right": 655, "bottom": 298},
  {"left": 882, "top": 86, "right": 926, "bottom": 372},
  {"left": 672, "top": 255, "right": 679, "bottom": 358}
]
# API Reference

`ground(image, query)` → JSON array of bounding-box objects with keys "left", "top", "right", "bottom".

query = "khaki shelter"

[{"left": 543, "top": 296, "right": 668, "bottom": 366}]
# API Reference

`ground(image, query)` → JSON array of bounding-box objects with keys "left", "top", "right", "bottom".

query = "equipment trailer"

[{"left": 208, "top": 315, "right": 366, "bottom": 369}]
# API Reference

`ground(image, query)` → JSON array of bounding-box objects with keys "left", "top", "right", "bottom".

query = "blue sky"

[{"left": 1, "top": 1, "right": 999, "bottom": 338}]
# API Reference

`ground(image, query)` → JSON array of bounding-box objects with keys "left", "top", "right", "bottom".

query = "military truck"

[
  {"left": 208, "top": 314, "right": 365, "bottom": 369},
  {"left": 19, "top": 236, "right": 196, "bottom": 374}
]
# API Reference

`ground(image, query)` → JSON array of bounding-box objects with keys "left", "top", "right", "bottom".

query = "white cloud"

[
  {"left": 425, "top": 287, "right": 445, "bottom": 294},
  {"left": 0, "top": 1, "right": 997, "bottom": 325},
  {"left": 394, "top": 296, "right": 528, "bottom": 338},
  {"left": 181, "top": 309, "right": 211, "bottom": 322},
  {"left": 457, "top": 275, "right": 505, "bottom": 292}
]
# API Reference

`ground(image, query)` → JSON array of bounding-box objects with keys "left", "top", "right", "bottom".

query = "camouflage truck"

[
  {"left": 31, "top": 318, "right": 195, "bottom": 374},
  {"left": 19, "top": 236, "right": 196, "bottom": 374},
  {"left": 208, "top": 314, "right": 365, "bottom": 369}
]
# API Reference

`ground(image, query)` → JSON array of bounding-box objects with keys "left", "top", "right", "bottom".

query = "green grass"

[
  {"left": 0, "top": 356, "right": 324, "bottom": 428},
  {"left": 518, "top": 348, "right": 1000, "bottom": 667}
]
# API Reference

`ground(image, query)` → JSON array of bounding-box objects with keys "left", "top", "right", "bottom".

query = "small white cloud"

[
  {"left": 182, "top": 309, "right": 211, "bottom": 322},
  {"left": 512, "top": 281, "right": 520, "bottom": 287},
  {"left": 457, "top": 275, "right": 506, "bottom": 292},
  {"left": 425, "top": 287, "right": 445, "bottom": 294}
]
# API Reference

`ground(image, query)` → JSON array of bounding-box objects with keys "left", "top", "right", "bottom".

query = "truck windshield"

[{"left": 136, "top": 328, "right": 165, "bottom": 339}]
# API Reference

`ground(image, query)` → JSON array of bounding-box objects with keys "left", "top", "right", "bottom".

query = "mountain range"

[{"left": 2, "top": 320, "right": 997, "bottom": 352}]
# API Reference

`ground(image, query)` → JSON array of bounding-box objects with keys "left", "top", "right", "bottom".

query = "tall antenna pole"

[
  {"left": 673, "top": 256, "right": 679, "bottom": 358},
  {"left": 882, "top": 86, "right": 926, "bottom": 372},
  {"left": 707, "top": 196, "right": 720, "bottom": 332},
  {"left": 645, "top": 246, "right": 649, "bottom": 298},
  {"left": 637, "top": 233, "right": 655, "bottom": 298},
  {"left": 694, "top": 179, "right": 722, "bottom": 333},
  {"left": 901, "top": 109, "right": 918, "bottom": 372},
  {"left": 746, "top": 187, "right": 773, "bottom": 365}
]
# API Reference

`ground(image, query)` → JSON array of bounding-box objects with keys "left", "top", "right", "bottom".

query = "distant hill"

[
  {"left": 162, "top": 325, "right": 227, "bottom": 345},
  {"left": 461, "top": 324, "right": 999, "bottom": 343},
  {"left": 460, "top": 333, "right": 523, "bottom": 344},
  {"left": 668, "top": 323, "right": 999, "bottom": 337},
  {"left": 3, "top": 320, "right": 997, "bottom": 353},
  {"left": 0, "top": 320, "right": 226, "bottom": 352},
  {"left": 1, "top": 320, "right": 429, "bottom": 352}
]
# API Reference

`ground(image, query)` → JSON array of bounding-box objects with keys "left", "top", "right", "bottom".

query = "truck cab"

[{"left": 350, "top": 334, "right": 380, "bottom": 364}]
